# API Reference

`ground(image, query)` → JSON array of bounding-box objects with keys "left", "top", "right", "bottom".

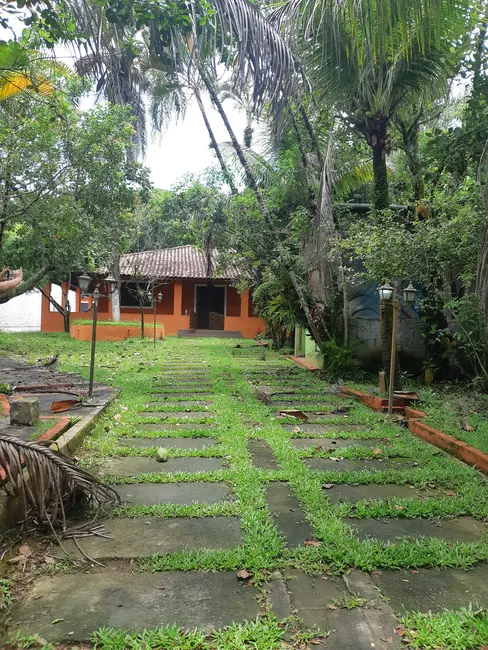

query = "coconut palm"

[{"left": 270, "top": 0, "right": 471, "bottom": 211}]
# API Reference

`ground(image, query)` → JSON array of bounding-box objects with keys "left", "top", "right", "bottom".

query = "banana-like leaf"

[
  {"left": 0, "top": 435, "right": 119, "bottom": 530},
  {"left": 0, "top": 73, "right": 55, "bottom": 101}
]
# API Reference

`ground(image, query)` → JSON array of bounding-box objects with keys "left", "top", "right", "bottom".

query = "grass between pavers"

[
  {"left": 3, "top": 336, "right": 488, "bottom": 582},
  {"left": 6, "top": 614, "right": 291, "bottom": 650},
  {"left": 399, "top": 606, "right": 488, "bottom": 649}
]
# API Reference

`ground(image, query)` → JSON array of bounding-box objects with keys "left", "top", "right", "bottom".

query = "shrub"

[{"left": 321, "top": 339, "right": 360, "bottom": 379}]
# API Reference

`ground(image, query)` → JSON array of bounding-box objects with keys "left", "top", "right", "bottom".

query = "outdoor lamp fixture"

[
  {"left": 378, "top": 282, "right": 394, "bottom": 302},
  {"left": 78, "top": 272, "right": 92, "bottom": 295},
  {"left": 379, "top": 281, "right": 418, "bottom": 415},
  {"left": 403, "top": 282, "right": 418, "bottom": 305},
  {"left": 79, "top": 274, "right": 115, "bottom": 401},
  {"left": 152, "top": 289, "right": 163, "bottom": 347},
  {"left": 105, "top": 275, "right": 116, "bottom": 295}
]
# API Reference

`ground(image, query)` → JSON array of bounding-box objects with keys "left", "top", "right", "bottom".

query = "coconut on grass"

[{"left": 156, "top": 447, "right": 169, "bottom": 462}]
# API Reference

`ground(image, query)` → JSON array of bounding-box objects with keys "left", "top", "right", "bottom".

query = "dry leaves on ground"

[
  {"left": 279, "top": 410, "right": 309, "bottom": 421},
  {"left": 460, "top": 418, "right": 476, "bottom": 431}
]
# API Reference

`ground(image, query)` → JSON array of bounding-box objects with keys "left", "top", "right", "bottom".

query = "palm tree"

[
  {"left": 267, "top": 0, "right": 472, "bottom": 380},
  {"left": 270, "top": 0, "right": 470, "bottom": 211}
]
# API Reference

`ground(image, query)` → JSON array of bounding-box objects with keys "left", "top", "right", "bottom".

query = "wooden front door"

[{"left": 196, "top": 285, "right": 225, "bottom": 329}]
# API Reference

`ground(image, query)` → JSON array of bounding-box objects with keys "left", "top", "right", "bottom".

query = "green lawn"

[{"left": 3, "top": 333, "right": 488, "bottom": 649}]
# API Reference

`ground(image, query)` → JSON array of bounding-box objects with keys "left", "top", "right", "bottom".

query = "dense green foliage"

[
  {"left": 3, "top": 0, "right": 488, "bottom": 370},
  {"left": 0, "top": 73, "right": 150, "bottom": 297}
]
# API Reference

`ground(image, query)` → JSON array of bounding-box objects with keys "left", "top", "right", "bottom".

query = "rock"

[{"left": 10, "top": 397, "right": 40, "bottom": 426}]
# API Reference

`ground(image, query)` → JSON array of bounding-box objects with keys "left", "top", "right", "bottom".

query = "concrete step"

[{"left": 178, "top": 329, "right": 243, "bottom": 338}]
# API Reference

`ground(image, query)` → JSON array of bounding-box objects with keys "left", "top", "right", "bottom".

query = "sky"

[{"left": 143, "top": 94, "right": 248, "bottom": 190}]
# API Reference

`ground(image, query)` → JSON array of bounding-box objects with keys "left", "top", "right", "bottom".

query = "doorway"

[{"left": 195, "top": 285, "right": 225, "bottom": 329}]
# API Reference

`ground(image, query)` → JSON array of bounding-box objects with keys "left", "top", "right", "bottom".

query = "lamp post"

[
  {"left": 78, "top": 273, "right": 116, "bottom": 400},
  {"left": 378, "top": 281, "right": 417, "bottom": 415},
  {"left": 150, "top": 288, "right": 163, "bottom": 347}
]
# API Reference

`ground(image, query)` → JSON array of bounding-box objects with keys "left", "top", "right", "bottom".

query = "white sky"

[{"left": 144, "top": 95, "right": 248, "bottom": 189}]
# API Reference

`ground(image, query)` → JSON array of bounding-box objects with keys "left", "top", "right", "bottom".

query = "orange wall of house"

[
  {"left": 181, "top": 280, "right": 194, "bottom": 315},
  {"left": 227, "top": 286, "right": 241, "bottom": 317},
  {"left": 41, "top": 282, "right": 265, "bottom": 338}
]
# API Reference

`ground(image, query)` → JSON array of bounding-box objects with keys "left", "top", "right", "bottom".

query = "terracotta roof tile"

[{"left": 118, "top": 245, "right": 242, "bottom": 280}]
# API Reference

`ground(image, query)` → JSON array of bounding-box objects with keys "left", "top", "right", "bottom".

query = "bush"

[{"left": 321, "top": 339, "right": 360, "bottom": 379}]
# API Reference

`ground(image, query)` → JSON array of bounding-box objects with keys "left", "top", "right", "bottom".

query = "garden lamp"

[
  {"left": 403, "top": 282, "right": 417, "bottom": 304},
  {"left": 105, "top": 275, "right": 116, "bottom": 296},
  {"left": 378, "top": 282, "right": 394, "bottom": 302},
  {"left": 78, "top": 272, "right": 92, "bottom": 294}
]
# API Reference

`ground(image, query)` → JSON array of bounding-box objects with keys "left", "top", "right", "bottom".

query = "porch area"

[{"left": 41, "top": 279, "right": 265, "bottom": 338}]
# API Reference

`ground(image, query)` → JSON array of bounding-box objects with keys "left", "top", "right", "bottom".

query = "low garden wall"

[
  {"left": 340, "top": 386, "right": 488, "bottom": 475},
  {"left": 70, "top": 321, "right": 164, "bottom": 342}
]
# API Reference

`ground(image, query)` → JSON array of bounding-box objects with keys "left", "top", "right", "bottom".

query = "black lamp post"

[
  {"left": 150, "top": 288, "right": 163, "bottom": 347},
  {"left": 378, "top": 281, "right": 418, "bottom": 415},
  {"left": 78, "top": 273, "right": 116, "bottom": 400}
]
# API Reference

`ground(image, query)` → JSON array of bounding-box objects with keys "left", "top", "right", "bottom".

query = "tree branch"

[
  {"left": 3, "top": 265, "right": 53, "bottom": 302},
  {"left": 38, "top": 286, "right": 65, "bottom": 315}
]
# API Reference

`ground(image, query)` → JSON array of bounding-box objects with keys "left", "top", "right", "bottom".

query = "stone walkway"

[
  {"left": 0, "top": 357, "right": 116, "bottom": 441},
  {"left": 8, "top": 340, "right": 488, "bottom": 647}
]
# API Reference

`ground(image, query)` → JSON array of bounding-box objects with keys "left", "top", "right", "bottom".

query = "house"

[{"left": 41, "top": 245, "right": 265, "bottom": 338}]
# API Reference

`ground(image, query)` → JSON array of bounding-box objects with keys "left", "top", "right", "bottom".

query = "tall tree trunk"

[
  {"left": 475, "top": 25, "right": 488, "bottom": 345},
  {"left": 372, "top": 141, "right": 389, "bottom": 211},
  {"left": 380, "top": 301, "right": 402, "bottom": 390},
  {"left": 198, "top": 64, "right": 324, "bottom": 350},
  {"left": 140, "top": 304, "right": 145, "bottom": 338},
  {"left": 194, "top": 88, "right": 238, "bottom": 195},
  {"left": 111, "top": 252, "right": 121, "bottom": 322},
  {"left": 61, "top": 283, "right": 71, "bottom": 334},
  {"left": 396, "top": 113, "right": 424, "bottom": 202},
  {"left": 298, "top": 104, "right": 323, "bottom": 168},
  {"left": 38, "top": 285, "right": 69, "bottom": 332}
]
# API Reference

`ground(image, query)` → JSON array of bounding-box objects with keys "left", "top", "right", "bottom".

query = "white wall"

[{"left": 0, "top": 289, "right": 42, "bottom": 332}]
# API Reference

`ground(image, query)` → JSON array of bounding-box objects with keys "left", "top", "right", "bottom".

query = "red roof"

[{"left": 118, "top": 245, "right": 242, "bottom": 280}]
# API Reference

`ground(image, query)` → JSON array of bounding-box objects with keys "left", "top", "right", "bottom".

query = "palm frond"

[
  {"left": 333, "top": 159, "right": 373, "bottom": 200},
  {"left": 218, "top": 140, "right": 275, "bottom": 186},
  {"left": 0, "top": 435, "right": 119, "bottom": 530},
  {"left": 271, "top": 0, "right": 468, "bottom": 68},
  {"left": 208, "top": 0, "right": 300, "bottom": 114}
]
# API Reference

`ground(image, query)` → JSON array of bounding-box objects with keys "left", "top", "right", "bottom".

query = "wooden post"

[
  {"left": 379, "top": 371, "right": 386, "bottom": 396},
  {"left": 388, "top": 299, "right": 400, "bottom": 415}
]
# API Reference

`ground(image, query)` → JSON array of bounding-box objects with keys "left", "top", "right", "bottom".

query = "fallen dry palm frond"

[
  {"left": 254, "top": 386, "right": 272, "bottom": 405},
  {"left": 0, "top": 435, "right": 119, "bottom": 530}
]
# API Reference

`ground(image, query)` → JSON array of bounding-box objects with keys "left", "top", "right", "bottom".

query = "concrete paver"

[
  {"left": 305, "top": 458, "right": 414, "bottom": 472},
  {"left": 138, "top": 411, "right": 212, "bottom": 419},
  {"left": 102, "top": 456, "right": 226, "bottom": 476},
  {"left": 372, "top": 564, "right": 488, "bottom": 613},
  {"left": 248, "top": 439, "right": 279, "bottom": 469},
  {"left": 325, "top": 483, "right": 442, "bottom": 504},
  {"left": 12, "top": 571, "right": 266, "bottom": 642},
  {"left": 346, "top": 515, "right": 485, "bottom": 543},
  {"left": 116, "top": 481, "right": 232, "bottom": 505},
  {"left": 119, "top": 436, "right": 215, "bottom": 449},
  {"left": 282, "top": 569, "right": 401, "bottom": 649},
  {"left": 268, "top": 482, "right": 314, "bottom": 546},
  {"left": 292, "top": 438, "right": 386, "bottom": 449},
  {"left": 63, "top": 517, "right": 242, "bottom": 559},
  {"left": 138, "top": 422, "right": 212, "bottom": 431}
]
